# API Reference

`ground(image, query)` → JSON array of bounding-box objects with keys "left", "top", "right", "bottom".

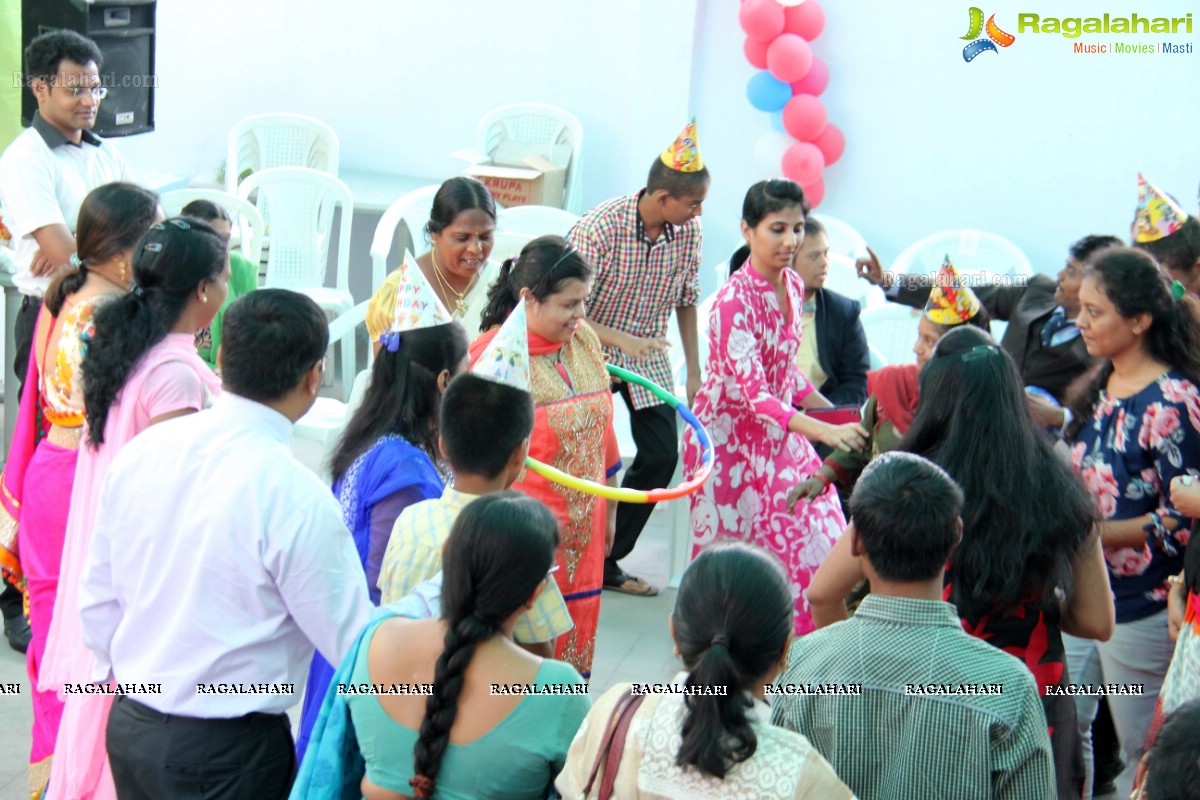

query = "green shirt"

[
  {"left": 771, "top": 594, "right": 1054, "bottom": 800},
  {"left": 196, "top": 251, "right": 258, "bottom": 370}
]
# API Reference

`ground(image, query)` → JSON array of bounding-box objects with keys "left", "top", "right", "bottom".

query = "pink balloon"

[
  {"left": 738, "top": 0, "right": 785, "bottom": 41},
  {"left": 744, "top": 36, "right": 770, "bottom": 70},
  {"left": 782, "top": 94, "right": 827, "bottom": 142},
  {"left": 782, "top": 142, "right": 825, "bottom": 187},
  {"left": 812, "top": 123, "right": 845, "bottom": 166},
  {"left": 766, "top": 34, "right": 813, "bottom": 83},
  {"left": 784, "top": 0, "right": 826, "bottom": 40},
  {"left": 790, "top": 57, "right": 829, "bottom": 96},
  {"left": 803, "top": 176, "right": 826, "bottom": 208}
]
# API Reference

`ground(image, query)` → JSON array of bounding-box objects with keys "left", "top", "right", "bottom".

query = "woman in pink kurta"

[
  {"left": 683, "top": 180, "right": 867, "bottom": 634},
  {"left": 41, "top": 217, "right": 230, "bottom": 800}
]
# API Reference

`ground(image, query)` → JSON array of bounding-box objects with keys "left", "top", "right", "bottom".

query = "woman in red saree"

[
  {"left": 471, "top": 236, "right": 620, "bottom": 679},
  {"left": 0, "top": 183, "right": 160, "bottom": 798}
]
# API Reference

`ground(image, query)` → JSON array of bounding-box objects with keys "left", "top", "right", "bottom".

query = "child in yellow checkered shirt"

[{"left": 378, "top": 372, "right": 572, "bottom": 657}]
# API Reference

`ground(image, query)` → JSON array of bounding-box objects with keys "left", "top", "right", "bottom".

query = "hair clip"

[
  {"left": 379, "top": 329, "right": 402, "bottom": 353},
  {"left": 69, "top": 252, "right": 82, "bottom": 268},
  {"left": 1171, "top": 279, "right": 1187, "bottom": 303},
  {"left": 958, "top": 344, "right": 1001, "bottom": 362},
  {"left": 130, "top": 285, "right": 145, "bottom": 298},
  {"left": 150, "top": 218, "right": 192, "bottom": 232},
  {"left": 143, "top": 242, "right": 163, "bottom": 253}
]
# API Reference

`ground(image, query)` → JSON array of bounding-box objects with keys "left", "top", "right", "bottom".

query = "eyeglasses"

[{"left": 56, "top": 85, "right": 108, "bottom": 100}]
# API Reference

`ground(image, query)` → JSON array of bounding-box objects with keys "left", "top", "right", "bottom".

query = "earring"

[
  {"left": 119, "top": 262, "right": 126, "bottom": 284},
  {"left": 201, "top": 293, "right": 208, "bottom": 303}
]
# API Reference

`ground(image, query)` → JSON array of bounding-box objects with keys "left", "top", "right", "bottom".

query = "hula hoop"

[{"left": 524, "top": 364, "right": 714, "bottom": 503}]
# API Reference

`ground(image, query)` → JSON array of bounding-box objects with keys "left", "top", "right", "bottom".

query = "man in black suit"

[
  {"left": 857, "top": 234, "right": 1121, "bottom": 422},
  {"left": 793, "top": 218, "right": 871, "bottom": 407}
]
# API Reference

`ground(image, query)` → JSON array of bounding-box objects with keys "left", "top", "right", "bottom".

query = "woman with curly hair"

[{"left": 1062, "top": 246, "right": 1200, "bottom": 798}]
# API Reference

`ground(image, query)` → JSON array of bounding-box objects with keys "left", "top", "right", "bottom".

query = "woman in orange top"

[
  {"left": 471, "top": 236, "right": 620, "bottom": 679},
  {"left": 0, "top": 182, "right": 160, "bottom": 797}
]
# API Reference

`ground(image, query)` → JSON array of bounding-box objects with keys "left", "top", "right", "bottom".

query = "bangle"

[{"left": 817, "top": 473, "right": 832, "bottom": 489}]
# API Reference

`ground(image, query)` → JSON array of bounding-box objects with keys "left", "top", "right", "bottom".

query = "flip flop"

[{"left": 603, "top": 575, "right": 659, "bottom": 596}]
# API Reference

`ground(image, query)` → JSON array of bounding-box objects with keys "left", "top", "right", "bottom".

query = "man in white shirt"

[
  {"left": 80, "top": 289, "right": 373, "bottom": 799},
  {"left": 0, "top": 29, "right": 133, "bottom": 396}
]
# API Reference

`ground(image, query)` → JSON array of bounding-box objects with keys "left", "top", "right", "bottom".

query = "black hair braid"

[
  {"left": 479, "top": 257, "right": 519, "bottom": 332},
  {"left": 677, "top": 642, "right": 756, "bottom": 778},
  {"left": 410, "top": 614, "right": 498, "bottom": 798}
]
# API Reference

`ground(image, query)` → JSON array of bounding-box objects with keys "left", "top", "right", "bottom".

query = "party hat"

[
  {"left": 924, "top": 256, "right": 982, "bottom": 326},
  {"left": 660, "top": 117, "right": 704, "bottom": 173},
  {"left": 472, "top": 301, "right": 531, "bottom": 392},
  {"left": 1133, "top": 173, "right": 1189, "bottom": 244},
  {"left": 385, "top": 253, "right": 453, "bottom": 339}
]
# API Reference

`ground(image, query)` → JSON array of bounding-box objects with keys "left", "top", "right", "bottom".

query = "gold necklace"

[{"left": 430, "top": 250, "right": 478, "bottom": 318}]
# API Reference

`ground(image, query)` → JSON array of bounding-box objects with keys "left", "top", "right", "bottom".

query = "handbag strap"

[{"left": 579, "top": 690, "right": 646, "bottom": 799}]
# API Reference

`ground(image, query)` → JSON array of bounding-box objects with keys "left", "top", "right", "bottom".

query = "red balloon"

[
  {"left": 738, "top": 0, "right": 785, "bottom": 41},
  {"left": 784, "top": 0, "right": 826, "bottom": 41},
  {"left": 782, "top": 94, "right": 827, "bottom": 142},
  {"left": 744, "top": 36, "right": 770, "bottom": 69},
  {"left": 812, "top": 123, "right": 845, "bottom": 166},
  {"left": 802, "top": 176, "right": 826, "bottom": 208},
  {"left": 790, "top": 57, "right": 829, "bottom": 96},
  {"left": 782, "top": 142, "right": 825, "bottom": 186},
  {"left": 765, "top": 34, "right": 813, "bottom": 83}
]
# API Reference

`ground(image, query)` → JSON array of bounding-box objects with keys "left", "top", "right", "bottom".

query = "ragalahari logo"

[{"left": 961, "top": 8, "right": 1016, "bottom": 61}]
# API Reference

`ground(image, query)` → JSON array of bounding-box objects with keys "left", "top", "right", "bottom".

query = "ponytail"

[
  {"left": 478, "top": 257, "right": 519, "bottom": 332},
  {"left": 43, "top": 256, "right": 88, "bottom": 316},
  {"left": 82, "top": 217, "right": 225, "bottom": 446},
  {"left": 410, "top": 492, "right": 558, "bottom": 798},
  {"left": 672, "top": 544, "right": 793, "bottom": 779}
]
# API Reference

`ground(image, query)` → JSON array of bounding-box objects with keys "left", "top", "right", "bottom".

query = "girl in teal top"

[
  {"left": 180, "top": 199, "right": 259, "bottom": 370},
  {"left": 346, "top": 492, "right": 589, "bottom": 800}
]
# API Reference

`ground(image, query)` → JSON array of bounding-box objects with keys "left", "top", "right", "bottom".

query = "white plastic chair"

[
  {"left": 890, "top": 230, "right": 1030, "bottom": 343},
  {"left": 811, "top": 214, "right": 868, "bottom": 261},
  {"left": 860, "top": 305, "right": 922, "bottom": 368},
  {"left": 159, "top": 188, "right": 265, "bottom": 265},
  {"left": 294, "top": 301, "right": 374, "bottom": 473},
  {"left": 225, "top": 112, "right": 339, "bottom": 195},
  {"left": 370, "top": 185, "right": 441, "bottom": 291},
  {"left": 475, "top": 103, "right": 584, "bottom": 213},
  {"left": 823, "top": 253, "right": 887, "bottom": 311},
  {"left": 497, "top": 205, "right": 580, "bottom": 239},
  {"left": 238, "top": 167, "right": 355, "bottom": 388},
  {"left": 868, "top": 343, "right": 888, "bottom": 370},
  {"left": 489, "top": 230, "right": 535, "bottom": 266}
]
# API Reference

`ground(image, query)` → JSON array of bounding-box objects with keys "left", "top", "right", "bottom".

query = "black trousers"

[
  {"left": 107, "top": 695, "right": 295, "bottom": 800},
  {"left": 13, "top": 295, "right": 41, "bottom": 401},
  {"left": 605, "top": 383, "right": 678, "bottom": 582}
]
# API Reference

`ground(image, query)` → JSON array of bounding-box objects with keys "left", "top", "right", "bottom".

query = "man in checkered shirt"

[{"left": 567, "top": 120, "right": 709, "bottom": 596}]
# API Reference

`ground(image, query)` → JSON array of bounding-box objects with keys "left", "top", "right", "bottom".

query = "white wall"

[
  {"left": 692, "top": 0, "right": 1200, "bottom": 295},
  {"left": 114, "top": 0, "right": 1200, "bottom": 300}
]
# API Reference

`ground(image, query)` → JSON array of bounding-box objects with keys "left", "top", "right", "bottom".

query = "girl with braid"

[{"left": 324, "top": 492, "right": 589, "bottom": 800}]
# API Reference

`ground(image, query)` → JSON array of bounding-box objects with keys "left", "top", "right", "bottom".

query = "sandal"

[{"left": 603, "top": 574, "right": 659, "bottom": 596}]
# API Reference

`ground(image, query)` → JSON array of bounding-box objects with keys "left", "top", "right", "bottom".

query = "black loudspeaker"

[{"left": 21, "top": 0, "right": 156, "bottom": 137}]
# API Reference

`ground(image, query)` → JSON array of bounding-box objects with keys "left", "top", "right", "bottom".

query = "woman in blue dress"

[{"left": 296, "top": 259, "right": 469, "bottom": 760}]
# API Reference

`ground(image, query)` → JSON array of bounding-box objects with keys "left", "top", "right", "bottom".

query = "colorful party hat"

[
  {"left": 1133, "top": 173, "right": 1189, "bottom": 244},
  {"left": 924, "top": 256, "right": 982, "bottom": 326},
  {"left": 660, "top": 117, "right": 704, "bottom": 173},
  {"left": 381, "top": 253, "right": 453, "bottom": 347},
  {"left": 471, "top": 301, "right": 531, "bottom": 392}
]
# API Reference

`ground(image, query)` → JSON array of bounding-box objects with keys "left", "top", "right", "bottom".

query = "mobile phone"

[{"left": 805, "top": 405, "right": 864, "bottom": 426}]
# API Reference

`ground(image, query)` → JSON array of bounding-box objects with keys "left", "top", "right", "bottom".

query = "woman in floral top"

[
  {"left": 682, "top": 180, "right": 867, "bottom": 635},
  {"left": 1063, "top": 246, "right": 1200, "bottom": 798}
]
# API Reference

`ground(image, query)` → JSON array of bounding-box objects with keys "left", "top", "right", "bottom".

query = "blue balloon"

[
  {"left": 746, "top": 71, "right": 792, "bottom": 113},
  {"left": 769, "top": 111, "right": 786, "bottom": 132}
]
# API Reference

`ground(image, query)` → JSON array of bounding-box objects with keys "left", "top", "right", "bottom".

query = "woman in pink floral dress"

[
  {"left": 1062, "top": 247, "right": 1200, "bottom": 797},
  {"left": 682, "top": 180, "right": 867, "bottom": 635}
]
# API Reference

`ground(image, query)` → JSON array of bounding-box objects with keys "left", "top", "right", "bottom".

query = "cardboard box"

[{"left": 464, "top": 156, "right": 567, "bottom": 209}]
